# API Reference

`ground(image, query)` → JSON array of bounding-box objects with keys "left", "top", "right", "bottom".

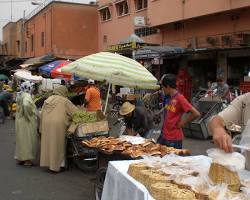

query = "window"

[
  {"left": 100, "top": 7, "right": 111, "bottom": 21},
  {"left": 103, "top": 35, "right": 108, "bottom": 43},
  {"left": 135, "top": 27, "right": 158, "bottom": 37},
  {"left": 116, "top": 1, "right": 129, "bottom": 16},
  {"left": 135, "top": 0, "right": 147, "bottom": 11},
  {"left": 174, "top": 22, "right": 184, "bottom": 30},
  {"left": 4, "top": 43, "right": 8, "bottom": 54},
  {"left": 25, "top": 41, "right": 27, "bottom": 53},
  {"left": 16, "top": 40, "right": 20, "bottom": 52},
  {"left": 31, "top": 34, "right": 34, "bottom": 52},
  {"left": 41, "top": 32, "right": 45, "bottom": 47}
]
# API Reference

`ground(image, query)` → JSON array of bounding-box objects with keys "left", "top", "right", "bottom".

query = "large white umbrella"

[
  {"left": 14, "top": 69, "right": 43, "bottom": 83},
  {"left": 61, "top": 52, "right": 159, "bottom": 113}
]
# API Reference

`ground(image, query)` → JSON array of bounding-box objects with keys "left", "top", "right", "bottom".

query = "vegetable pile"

[{"left": 72, "top": 110, "right": 97, "bottom": 124}]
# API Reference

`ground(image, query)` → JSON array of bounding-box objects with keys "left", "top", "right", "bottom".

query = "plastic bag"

[
  {"left": 207, "top": 148, "right": 245, "bottom": 171},
  {"left": 239, "top": 120, "right": 250, "bottom": 170},
  {"left": 119, "top": 135, "right": 146, "bottom": 144}
]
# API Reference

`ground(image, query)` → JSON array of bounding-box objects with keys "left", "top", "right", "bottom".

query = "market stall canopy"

[
  {"left": 50, "top": 60, "right": 72, "bottom": 80},
  {"left": 20, "top": 64, "right": 32, "bottom": 69},
  {"left": 14, "top": 69, "right": 43, "bottom": 83},
  {"left": 135, "top": 46, "right": 185, "bottom": 59},
  {"left": 24, "top": 54, "right": 56, "bottom": 65},
  {"left": 0, "top": 74, "right": 9, "bottom": 81},
  {"left": 0, "top": 57, "right": 26, "bottom": 72},
  {"left": 61, "top": 52, "right": 159, "bottom": 90},
  {"left": 39, "top": 60, "right": 67, "bottom": 77}
]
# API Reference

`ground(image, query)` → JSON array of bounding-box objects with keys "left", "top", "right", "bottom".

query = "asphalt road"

[
  {"left": 0, "top": 119, "right": 96, "bottom": 200},
  {"left": 0, "top": 118, "right": 215, "bottom": 200}
]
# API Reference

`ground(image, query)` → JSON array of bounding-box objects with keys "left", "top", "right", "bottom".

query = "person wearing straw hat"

[{"left": 119, "top": 101, "right": 154, "bottom": 138}]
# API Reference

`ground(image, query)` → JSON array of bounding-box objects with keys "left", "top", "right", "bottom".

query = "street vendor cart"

[{"left": 66, "top": 110, "right": 109, "bottom": 172}]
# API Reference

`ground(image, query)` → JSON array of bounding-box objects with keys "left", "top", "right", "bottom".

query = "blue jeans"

[
  {"left": 157, "top": 133, "right": 164, "bottom": 144},
  {"left": 158, "top": 138, "right": 183, "bottom": 149}
]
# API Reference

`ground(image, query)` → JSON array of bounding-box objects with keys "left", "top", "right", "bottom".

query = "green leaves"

[{"left": 72, "top": 110, "right": 97, "bottom": 124}]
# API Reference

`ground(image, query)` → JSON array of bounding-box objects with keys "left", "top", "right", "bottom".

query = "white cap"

[{"left": 88, "top": 79, "right": 95, "bottom": 84}]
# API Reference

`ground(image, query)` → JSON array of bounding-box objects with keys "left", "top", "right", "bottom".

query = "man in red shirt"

[{"left": 161, "top": 74, "right": 200, "bottom": 149}]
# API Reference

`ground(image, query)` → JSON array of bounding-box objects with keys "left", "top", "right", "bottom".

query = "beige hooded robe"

[{"left": 40, "top": 85, "right": 78, "bottom": 172}]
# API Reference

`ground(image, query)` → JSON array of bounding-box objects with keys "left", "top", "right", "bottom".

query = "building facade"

[
  {"left": 98, "top": 0, "right": 250, "bottom": 49},
  {"left": 1, "top": 20, "right": 25, "bottom": 57},
  {"left": 97, "top": 0, "right": 250, "bottom": 86},
  {"left": 24, "top": 1, "right": 98, "bottom": 59}
]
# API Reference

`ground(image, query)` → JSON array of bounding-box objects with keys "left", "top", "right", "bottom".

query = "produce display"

[
  {"left": 72, "top": 110, "right": 97, "bottom": 124},
  {"left": 81, "top": 136, "right": 190, "bottom": 158}
]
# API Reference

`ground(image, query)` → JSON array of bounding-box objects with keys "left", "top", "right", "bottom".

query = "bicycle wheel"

[
  {"left": 73, "top": 156, "right": 98, "bottom": 172},
  {"left": 112, "top": 103, "right": 121, "bottom": 111}
]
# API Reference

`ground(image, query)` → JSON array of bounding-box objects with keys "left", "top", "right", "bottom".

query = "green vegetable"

[{"left": 72, "top": 110, "right": 97, "bottom": 124}]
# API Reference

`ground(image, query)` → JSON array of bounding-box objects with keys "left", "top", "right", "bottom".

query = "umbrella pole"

[{"left": 104, "top": 82, "right": 111, "bottom": 115}]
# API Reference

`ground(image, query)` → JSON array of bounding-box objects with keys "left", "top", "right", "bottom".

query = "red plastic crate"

[{"left": 240, "top": 82, "right": 250, "bottom": 93}]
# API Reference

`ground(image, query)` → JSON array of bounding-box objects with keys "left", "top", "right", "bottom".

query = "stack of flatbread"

[{"left": 81, "top": 136, "right": 190, "bottom": 158}]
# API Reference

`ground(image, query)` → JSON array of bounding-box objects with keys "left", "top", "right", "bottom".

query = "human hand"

[{"left": 213, "top": 127, "right": 233, "bottom": 153}]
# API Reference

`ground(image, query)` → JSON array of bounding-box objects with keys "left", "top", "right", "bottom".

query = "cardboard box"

[{"left": 77, "top": 120, "right": 109, "bottom": 136}]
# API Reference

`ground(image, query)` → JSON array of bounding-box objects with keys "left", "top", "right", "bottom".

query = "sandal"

[
  {"left": 23, "top": 161, "right": 33, "bottom": 166},
  {"left": 17, "top": 161, "right": 24, "bottom": 165}
]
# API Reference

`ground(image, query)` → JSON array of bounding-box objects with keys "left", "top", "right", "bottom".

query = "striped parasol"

[{"left": 61, "top": 52, "right": 159, "bottom": 89}]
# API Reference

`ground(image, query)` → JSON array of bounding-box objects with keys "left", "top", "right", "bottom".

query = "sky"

[{"left": 0, "top": 0, "right": 96, "bottom": 40}]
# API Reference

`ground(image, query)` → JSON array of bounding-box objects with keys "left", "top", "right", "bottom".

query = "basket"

[{"left": 208, "top": 163, "right": 240, "bottom": 192}]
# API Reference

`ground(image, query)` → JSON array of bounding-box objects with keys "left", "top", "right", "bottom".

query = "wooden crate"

[{"left": 77, "top": 120, "right": 109, "bottom": 136}]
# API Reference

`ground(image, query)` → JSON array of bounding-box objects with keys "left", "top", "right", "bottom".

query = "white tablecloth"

[
  {"left": 101, "top": 156, "right": 250, "bottom": 200},
  {"left": 101, "top": 160, "right": 154, "bottom": 200}
]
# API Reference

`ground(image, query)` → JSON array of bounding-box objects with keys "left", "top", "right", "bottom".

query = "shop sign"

[{"left": 108, "top": 42, "right": 145, "bottom": 51}]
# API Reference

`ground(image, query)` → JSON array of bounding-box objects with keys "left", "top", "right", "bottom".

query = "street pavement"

[
  {"left": 0, "top": 119, "right": 96, "bottom": 200},
  {"left": 0, "top": 118, "right": 215, "bottom": 200}
]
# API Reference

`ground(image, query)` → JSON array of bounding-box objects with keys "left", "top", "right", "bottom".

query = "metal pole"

[
  {"left": 104, "top": 82, "right": 111, "bottom": 115},
  {"left": 11, "top": 0, "right": 13, "bottom": 21},
  {"left": 22, "top": 10, "right": 26, "bottom": 57}
]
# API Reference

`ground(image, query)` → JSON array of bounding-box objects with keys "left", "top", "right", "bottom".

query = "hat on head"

[
  {"left": 119, "top": 102, "right": 135, "bottom": 116},
  {"left": 88, "top": 79, "right": 95, "bottom": 84}
]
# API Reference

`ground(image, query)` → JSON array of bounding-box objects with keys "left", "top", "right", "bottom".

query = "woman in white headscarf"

[{"left": 15, "top": 81, "right": 38, "bottom": 166}]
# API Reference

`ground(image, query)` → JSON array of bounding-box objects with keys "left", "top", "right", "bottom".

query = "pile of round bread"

[
  {"left": 81, "top": 136, "right": 190, "bottom": 158},
  {"left": 127, "top": 162, "right": 250, "bottom": 200}
]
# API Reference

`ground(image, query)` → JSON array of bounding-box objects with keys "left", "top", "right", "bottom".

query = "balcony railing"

[{"left": 186, "top": 30, "right": 250, "bottom": 49}]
